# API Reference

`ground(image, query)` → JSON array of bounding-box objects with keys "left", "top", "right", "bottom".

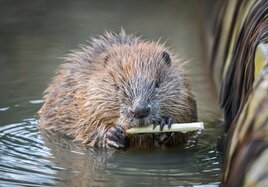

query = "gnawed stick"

[{"left": 126, "top": 122, "right": 204, "bottom": 134}]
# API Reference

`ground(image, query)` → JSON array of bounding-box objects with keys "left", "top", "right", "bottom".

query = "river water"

[{"left": 0, "top": 0, "right": 223, "bottom": 186}]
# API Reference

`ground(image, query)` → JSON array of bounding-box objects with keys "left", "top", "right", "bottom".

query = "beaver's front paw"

[
  {"left": 105, "top": 126, "right": 129, "bottom": 150},
  {"left": 152, "top": 116, "right": 173, "bottom": 131}
]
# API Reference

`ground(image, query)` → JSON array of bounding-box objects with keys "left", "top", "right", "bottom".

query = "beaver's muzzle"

[{"left": 131, "top": 103, "right": 151, "bottom": 119}]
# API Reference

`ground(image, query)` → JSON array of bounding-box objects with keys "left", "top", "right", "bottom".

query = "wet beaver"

[{"left": 38, "top": 30, "right": 197, "bottom": 150}]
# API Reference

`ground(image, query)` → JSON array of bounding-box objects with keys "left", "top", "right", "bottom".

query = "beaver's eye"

[{"left": 155, "top": 81, "right": 160, "bottom": 88}]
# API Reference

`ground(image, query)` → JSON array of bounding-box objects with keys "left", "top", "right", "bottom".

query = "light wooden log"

[{"left": 126, "top": 122, "right": 204, "bottom": 134}]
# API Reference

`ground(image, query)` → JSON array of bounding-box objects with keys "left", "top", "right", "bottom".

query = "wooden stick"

[{"left": 126, "top": 122, "right": 204, "bottom": 134}]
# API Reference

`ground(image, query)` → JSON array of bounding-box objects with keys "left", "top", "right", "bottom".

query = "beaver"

[{"left": 38, "top": 30, "right": 197, "bottom": 150}]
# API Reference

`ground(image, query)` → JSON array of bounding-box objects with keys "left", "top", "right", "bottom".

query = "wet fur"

[{"left": 38, "top": 30, "right": 197, "bottom": 149}]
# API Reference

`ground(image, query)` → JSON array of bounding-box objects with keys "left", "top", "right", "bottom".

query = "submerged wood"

[
  {"left": 126, "top": 122, "right": 204, "bottom": 134},
  {"left": 206, "top": 0, "right": 268, "bottom": 185}
]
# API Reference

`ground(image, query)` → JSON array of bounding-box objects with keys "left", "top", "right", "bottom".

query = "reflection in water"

[{"left": 0, "top": 0, "right": 222, "bottom": 186}]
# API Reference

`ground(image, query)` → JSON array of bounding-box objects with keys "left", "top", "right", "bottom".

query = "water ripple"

[
  {"left": 0, "top": 107, "right": 10, "bottom": 112},
  {"left": 0, "top": 117, "right": 223, "bottom": 186},
  {"left": 0, "top": 119, "right": 64, "bottom": 187}
]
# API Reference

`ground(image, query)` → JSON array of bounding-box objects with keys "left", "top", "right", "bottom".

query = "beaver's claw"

[
  {"left": 152, "top": 116, "right": 173, "bottom": 131},
  {"left": 106, "top": 126, "right": 128, "bottom": 150}
]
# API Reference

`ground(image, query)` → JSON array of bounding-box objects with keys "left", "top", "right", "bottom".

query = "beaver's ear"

[{"left": 161, "top": 51, "right": 171, "bottom": 65}]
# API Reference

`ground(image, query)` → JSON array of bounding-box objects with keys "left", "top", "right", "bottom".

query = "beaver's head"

[{"left": 99, "top": 42, "right": 196, "bottom": 129}]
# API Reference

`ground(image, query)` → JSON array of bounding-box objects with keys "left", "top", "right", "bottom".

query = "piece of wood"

[{"left": 126, "top": 122, "right": 204, "bottom": 134}]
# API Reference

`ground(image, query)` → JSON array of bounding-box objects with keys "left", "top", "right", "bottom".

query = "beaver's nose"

[{"left": 132, "top": 104, "right": 150, "bottom": 118}]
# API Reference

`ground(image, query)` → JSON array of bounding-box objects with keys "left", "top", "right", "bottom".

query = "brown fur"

[{"left": 38, "top": 30, "right": 197, "bottom": 149}]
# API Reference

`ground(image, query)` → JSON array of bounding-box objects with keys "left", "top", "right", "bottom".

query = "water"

[{"left": 0, "top": 0, "right": 223, "bottom": 186}]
